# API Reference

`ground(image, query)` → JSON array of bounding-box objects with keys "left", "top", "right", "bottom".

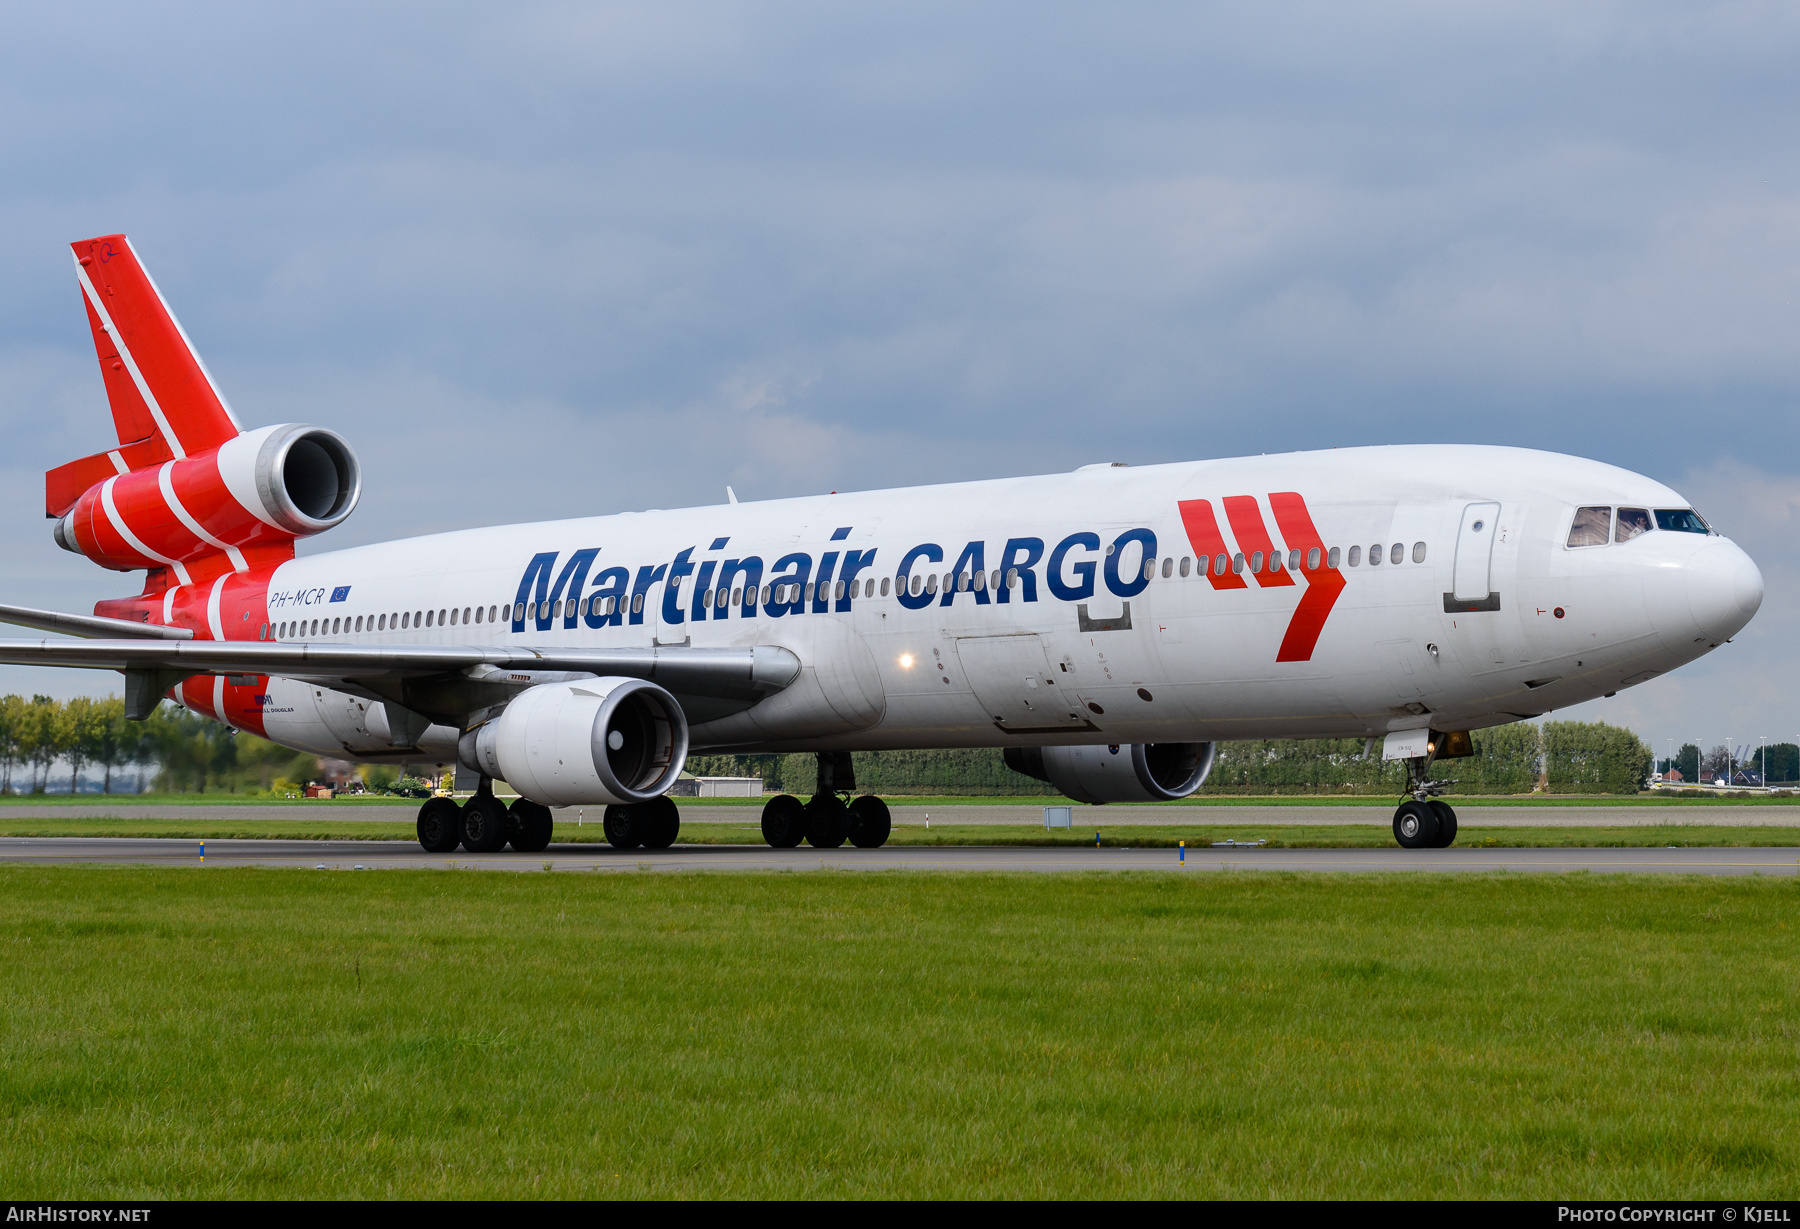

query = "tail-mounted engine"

[
  {"left": 1005, "top": 741, "right": 1216, "bottom": 805},
  {"left": 459, "top": 678, "right": 690, "bottom": 807},
  {"left": 52, "top": 422, "right": 360, "bottom": 571}
]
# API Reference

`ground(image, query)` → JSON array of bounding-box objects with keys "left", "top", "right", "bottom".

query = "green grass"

[
  {"left": 4, "top": 817, "right": 1800, "bottom": 847},
  {"left": 1, "top": 867, "right": 1796, "bottom": 1197}
]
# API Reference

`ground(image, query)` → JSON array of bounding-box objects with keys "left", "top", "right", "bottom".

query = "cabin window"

[
  {"left": 1232, "top": 553, "right": 1244, "bottom": 574},
  {"left": 1347, "top": 546, "right": 1360, "bottom": 567},
  {"left": 1284, "top": 549, "right": 1296, "bottom": 571},
  {"left": 1567, "top": 506, "right": 1611, "bottom": 548},
  {"left": 1616, "top": 508, "right": 1651, "bottom": 542},
  {"left": 1307, "top": 547, "right": 1321, "bottom": 570},
  {"left": 834, "top": 580, "right": 845, "bottom": 601},
  {"left": 1006, "top": 568, "right": 1019, "bottom": 588},
  {"left": 1213, "top": 554, "right": 1227, "bottom": 576},
  {"left": 490, "top": 606, "right": 499, "bottom": 622},
  {"left": 972, "top": 570, "right": 986, "bottom": 592},
  {"left": 1388, "top": 543, "right": 1401, "bottom": 565},
  {"left": 1250, "top": 551, "right": 1264, "bottom": 573},
  {"left": 1143, "top": 558, "right": 1155, "bottom": 581},
  {"left": 463, "top": 607, "right": 471, "bottom": 623},
  {"left": 439, "top": 609, "right": 447, "bottom": 625},
  {"left": 1369, "top": 545, "right": 1382, "bottom": 566},
  {"left": 881, "top": 577, "right": 891, "bottom": 597},
  {"left": 923, "top": 574, "right": 937, "bottom": 596},
  {"left": 1326, "top": 547, "right": 1339, "bottom": 569},
  {"left": 1412, "top": 542, "right": 1426, "bottom": 563},
  {"left": 1178, "top": 556, "right": 1190, "bottom": 577},
  {"left": 329, "top": 618, "right": 337, "bottom": 634},
  {"left": 632, "top": 593, "right": 645, "bottom": 614},
  {"left": 1655, "top": 508, "right": 1709, "bottom": 534},
  {"left": 354, "top": 616, "right": 363, "bottom": 633},
  {"left": 989, "top": 570, "right": 1000, "bottom": 590}
]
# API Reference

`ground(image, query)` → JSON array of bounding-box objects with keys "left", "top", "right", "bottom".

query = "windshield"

[{"left": 1655, "top": 509, "right": 1710, "bottom": 534}]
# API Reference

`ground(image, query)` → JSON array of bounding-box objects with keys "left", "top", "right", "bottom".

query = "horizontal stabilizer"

[{"left": 0, "top": 601, "right": 193, "bottom": 641}]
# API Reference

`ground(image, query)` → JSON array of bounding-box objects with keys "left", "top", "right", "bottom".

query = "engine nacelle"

[
  {"left": 1004, "top": 742, "right": 1216, "bottom": 805},
  {"left": 459, "top": 678, "right": 689, "bottom": 807},
  {"left": 54, "top": 422, "right": 360, "bottom": 569}
]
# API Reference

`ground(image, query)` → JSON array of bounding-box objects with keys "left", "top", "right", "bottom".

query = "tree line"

[
  {"left": 0, "top": 695, "right": 318, "bottom": 794},
  {"left": 0, "top": 691, "right": 1661, "bottom": 797},
  {"left": 689, "top": 719, "right": 1657, "bottom": 796}
]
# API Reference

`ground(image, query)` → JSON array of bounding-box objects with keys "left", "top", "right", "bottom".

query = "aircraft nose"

[{"left": 1686, "top": 539, "right": 1763, "bottom": 643}]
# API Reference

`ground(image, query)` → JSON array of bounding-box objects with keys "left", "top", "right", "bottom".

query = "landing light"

[{"left": 899, "top": 653, "right": 915, "bottom": 669}]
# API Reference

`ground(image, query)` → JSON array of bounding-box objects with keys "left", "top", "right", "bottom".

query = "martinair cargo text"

[{"left": 0, "top": 235, "right": 1765, "bottom": 851}]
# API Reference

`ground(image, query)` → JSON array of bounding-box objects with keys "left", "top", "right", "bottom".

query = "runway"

[
  {"left": 3, "top": 836, "right": 1797, "bottom": 875},
  {"left": 3, "top": 802, "right": 1799, "bottom": 827}
]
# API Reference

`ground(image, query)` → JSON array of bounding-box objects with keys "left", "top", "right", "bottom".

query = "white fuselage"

[{"left": 249, "top": 444, "right": 1763, "bottom": 762}]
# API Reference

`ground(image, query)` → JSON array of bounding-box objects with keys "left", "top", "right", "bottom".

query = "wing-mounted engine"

[
  {"left": 1004, "top": 741, "right": 1215, "bottom": 805},
  {"left": 459, "top": 678, "right": 689, "bottom": 807},
  {"left": 52, "top": 422, "right": 360, "bottom": 572}
]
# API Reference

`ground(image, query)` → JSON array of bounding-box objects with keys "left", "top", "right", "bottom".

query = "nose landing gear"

[{"left": 1392, "top": 751, "right": 1460, "bottom": 848}]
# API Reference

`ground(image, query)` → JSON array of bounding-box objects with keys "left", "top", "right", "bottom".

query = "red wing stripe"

[
  {"left": 1268, "top": 491, "right": 1346, "bottom": 663},
  {"left": 1176, "top": 499, "right": 1247, "bottom": 590},
  {"left": 1221, "top": 496, "right": 1295, "bottom": 588}
]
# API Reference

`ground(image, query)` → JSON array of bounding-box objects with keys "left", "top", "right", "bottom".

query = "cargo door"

[{"left": 956, "top": 634, "right": 1086, "bottom": 732}]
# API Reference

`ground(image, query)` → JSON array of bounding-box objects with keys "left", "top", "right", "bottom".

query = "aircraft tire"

[
  {"left": 761, "top": 794, "right": 806, "bottom": 848},
  {"left": 845, "top": 795, "right": 892, "bottom": 848},
  {"left": 509, "top": 799, "right": 554, "bottom": 853},
  {"left": 461, "top": 793, "right": 512, "bottom": 853},
  {"left": 1427, "top": 800, "right": 1458, "bottom": 848},
  {"left": 805, "top": 794, "right": 849, "bottom": 848},
  {"left": 603, "top": 804, "right": 642, "bottom": 850},
  {"left": 638, "top": 797, "right": 681, "bottom": 850},
  {"left": 1392, "top": 800, "right": 1440, "bottom": 849},
  {"left": 417, "top": 796, "right": 463, "bottom": 853}
]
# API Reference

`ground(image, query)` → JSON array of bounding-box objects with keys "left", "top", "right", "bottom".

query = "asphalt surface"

[
  {"left": 4, "top": 837, "right": 1797, "bottom": 874},
  {"left": 4, "top": 802, "right": 1800, "bottom": 827}
]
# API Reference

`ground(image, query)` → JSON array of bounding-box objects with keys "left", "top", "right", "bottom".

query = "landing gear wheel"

[
  {"left": 845, "top": 795, "right": 891, "bottom": 848},
  {"left": 1393, "top": 800, "right": 1441, "bottom": 849},
  {"left": 509, "top": 799, "right": 554, "bottom": 853},
  {"left": 1427, "top": 800, "right": 1458, "bottom": 848},
  {"left": 805, "top": 794, "right": 849, "bottom": 848},
  {"left": 461, "top": 793, "right": 512, "bottom": 853},
  {"left": 638, "top": 797, "right": 680, "bottom": 850},
  {"left": 603, "top": 804, "right": 641, "bottom": 850},
  {"left": 417, "top": 796, "right": 463, "bottom": 852},
  {"left": 761, "top": 794, "right": 806, "bottom": 848}
]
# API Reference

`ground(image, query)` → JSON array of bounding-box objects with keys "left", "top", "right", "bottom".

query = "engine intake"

[
  {"left": 459, "top": 678, "right": 689, "bottom": 807},
  {"left": 53, "top": 422, "right": 361, "bottom": 569},
  {"left": 1004, "top": 741, "right": 1215, "bottom": 805}
]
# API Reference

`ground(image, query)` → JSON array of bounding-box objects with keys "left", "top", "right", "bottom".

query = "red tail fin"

[{"left": 46, "top": 234, "right": 242, "bottom": 515}]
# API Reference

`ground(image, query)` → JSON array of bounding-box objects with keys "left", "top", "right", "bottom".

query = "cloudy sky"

[{"left": 1, "top": 2, "right": 1796, "bottom": 755}]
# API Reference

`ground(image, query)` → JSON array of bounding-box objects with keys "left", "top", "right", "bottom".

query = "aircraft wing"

[{"left": 0, "top": 637, "right": 798, "bottom": 697}]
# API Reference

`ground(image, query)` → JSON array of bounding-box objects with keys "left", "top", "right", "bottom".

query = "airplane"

[{"left": 0, "top": 234, "right": 1765, "bottom": 851}]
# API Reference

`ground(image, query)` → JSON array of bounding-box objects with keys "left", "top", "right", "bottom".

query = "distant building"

[{"left": 666, "top": 775, "right": 764, "bottom": 797}]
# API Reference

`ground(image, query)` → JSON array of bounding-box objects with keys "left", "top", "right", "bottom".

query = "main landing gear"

[
  {"left": 414, "top": 779, "right": 555, "bottom": 853},
  {"left": 1391, "top": 752, "right": 1459, "bottom": 849},
  {"left": 760, "top": 752, "right": 892, "bottom": 849}
]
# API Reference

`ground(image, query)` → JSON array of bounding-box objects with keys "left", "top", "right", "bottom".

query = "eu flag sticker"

[{"left": 329, "top": 586, "right": 351, "bottom": 603}]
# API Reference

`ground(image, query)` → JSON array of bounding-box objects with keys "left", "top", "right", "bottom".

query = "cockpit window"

[
  {"left": 1615, "top": 507, "right": 1651, "bottom": 542},
  {"left": 1655, "top": 508, "right": 1710, "bottom": 534},
  {"left": 1566, "top": 506, "right": 1611, "bottom": 548}
]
